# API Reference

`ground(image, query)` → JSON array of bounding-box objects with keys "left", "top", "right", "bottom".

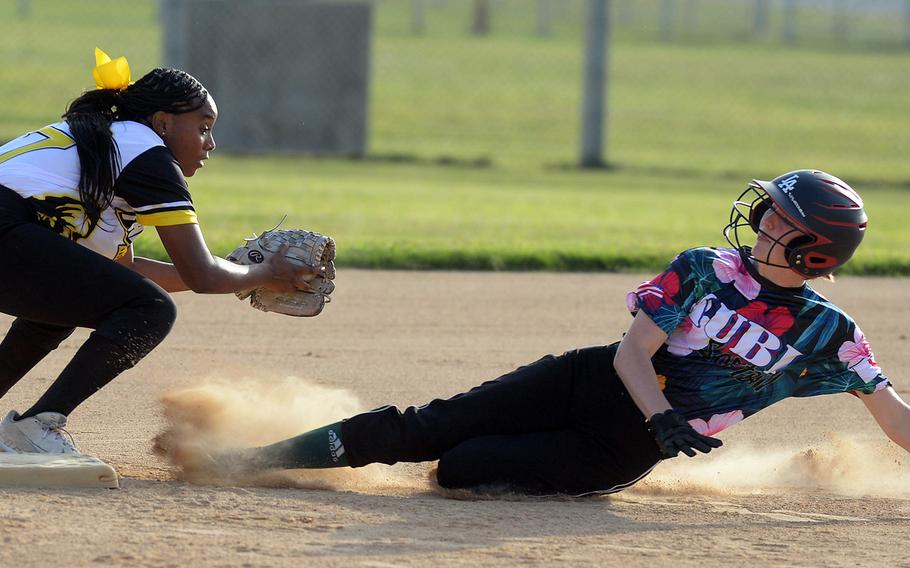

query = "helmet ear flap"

[
  {"left": 784, "top": 234, "right": 814, "bottom": 269},
  {"left": 749, "top": 198, "right": 771, "bottom": 232}
]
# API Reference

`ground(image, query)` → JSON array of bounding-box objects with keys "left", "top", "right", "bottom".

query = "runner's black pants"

[
  {"left": 341, "top": 343, "right": 664, "bottom": 495},
  {"left": 0, "top": 186, "right": 176, "bottom": 417}
]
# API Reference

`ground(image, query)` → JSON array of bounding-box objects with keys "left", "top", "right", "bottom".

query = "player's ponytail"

[
  {"left": 62, "top": 66, "right": 207, "bottom": 227},
  {"left": 63, "top": 89, "right": 123, "bottom": 228}
]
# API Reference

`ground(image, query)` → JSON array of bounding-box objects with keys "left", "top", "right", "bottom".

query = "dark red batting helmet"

[{"left": 723, "top": 169, "right": 868, "bottom": 277}]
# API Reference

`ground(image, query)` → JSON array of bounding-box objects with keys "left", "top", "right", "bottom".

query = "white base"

[{"left": 0, "top": 453, "right": 119, "bottom": 489}]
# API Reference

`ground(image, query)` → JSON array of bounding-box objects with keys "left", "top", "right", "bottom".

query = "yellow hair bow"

[{"left": 92, "top": 47, "right": 131, "bottom": 90}]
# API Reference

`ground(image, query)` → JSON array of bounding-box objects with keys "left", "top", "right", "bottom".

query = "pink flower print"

[
  {"left": 838, "top": 327, "right": 873, "bottom": 362},
  {"left": 712, "top": 248, "right": 760, "bottom": 300},
  {"left": 667, "top": 317, "right": 709, "bottom": 356},
  {"left": 626, "top": 291, "right": 639, "bottom": 314},
  {"left": 688, "top": 410, "right": 744, "bottom": 436},
  {"left": 633, "top": 270, "right": 681, "bottom": 312},
  {"left": 838, "top": 327, "right": 882, "bottom": 383}
]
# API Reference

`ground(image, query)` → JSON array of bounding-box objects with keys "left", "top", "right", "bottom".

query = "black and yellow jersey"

[{"left": 0, "top": 120, "right": 197, "bottom": 260}]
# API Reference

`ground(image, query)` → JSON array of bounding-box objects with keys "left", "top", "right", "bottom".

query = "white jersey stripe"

[{"left": 131, "top": 200, "right": 194, "bottom": 212}]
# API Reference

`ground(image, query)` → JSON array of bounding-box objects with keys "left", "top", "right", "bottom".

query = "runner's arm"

[
  {"left": 614, "top": 310, "right": 674, "bottom": 418},
  {"left": 860, "top": 386, "right": 910, "bottom": 453}
]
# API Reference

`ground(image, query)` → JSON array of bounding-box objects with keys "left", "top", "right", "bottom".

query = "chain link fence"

[
  {"left": 392, "top": 0, "right": 910, "bottom": 47},
  {"left": 2, "top": 0, "right": 909, "bottom": 167}
]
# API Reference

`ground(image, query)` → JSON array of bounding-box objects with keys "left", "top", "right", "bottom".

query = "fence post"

[
  {"left": 832, "top": 0, "right": 848, "bottom": 43},
  {"left": 536, "top": 0, "right": 553, "bottom": 37},
  {"left": 159, "top": 0, "right": 187, "bottom": 69},
  {"left": 580, "top": 0, "right": 610, "bottom": 168},
  {"left": 472, "top": 0, "right": 490, "bottom": 36},
  {"left": 411, "top": 0, "right": 426, "bottom": 35},
  {"left": 659, "top": 0, "right": 675, "bottom": 42},
  {"left": 683, "top": 0, "right": 699, "bottom": 36},
  {"left": 752, "top": 0, "right": 769, "bottom": 36},
  {"left": 782, "top": 0, "right": 797, "bottom": 45},
  {"left": 905, "top": 0, "right": 910, "bottom": 49}
]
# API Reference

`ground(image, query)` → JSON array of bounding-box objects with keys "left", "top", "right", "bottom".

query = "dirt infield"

[{"left": 1, "top": 270, "right": 908, "bottom": 567}]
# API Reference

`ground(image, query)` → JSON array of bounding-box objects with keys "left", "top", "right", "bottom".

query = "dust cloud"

[
  {"left": 154, "top": 378, "right": 909, "bottom": 498},
  {"left": 153, "top": 377, "right": 423, "bottom": 492},
  {"left": 634, "top": 434, "right": 909, "bottom": 498}
]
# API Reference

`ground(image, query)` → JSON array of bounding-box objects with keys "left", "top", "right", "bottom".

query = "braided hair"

[{"left": 62, "top": 68, "right": 208, "bottom": 226}]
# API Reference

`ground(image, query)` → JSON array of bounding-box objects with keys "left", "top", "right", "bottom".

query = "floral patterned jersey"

[{"left": 628, "top": 246, "right": 890, "bottom": 436}]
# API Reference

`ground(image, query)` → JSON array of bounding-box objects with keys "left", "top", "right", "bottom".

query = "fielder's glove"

[
  {"left": 646, "top": 409, "right": 723, "bottom": 459},
  {"left": 227, "top": 228, "right": 336, "bottom": 317}
]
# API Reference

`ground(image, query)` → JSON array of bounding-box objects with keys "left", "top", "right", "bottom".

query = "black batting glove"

[{"left": 646, "top": 409, "right": 723, "bottom": 459}]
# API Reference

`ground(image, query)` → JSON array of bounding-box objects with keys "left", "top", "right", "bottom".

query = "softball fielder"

[
  {"left": 0, "top": 50, "right": 316, "bottom": 454},
  {"left": 214, "top": 170, "right": 910, "bottom": 495}
]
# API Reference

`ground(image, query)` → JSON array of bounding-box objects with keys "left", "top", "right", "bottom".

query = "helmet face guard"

[
  {"left": 723, "top": 182, "right": 807, "bottom": 272},
  {"left": 723, "top": 170, "right": 867, "bottom": 278}
]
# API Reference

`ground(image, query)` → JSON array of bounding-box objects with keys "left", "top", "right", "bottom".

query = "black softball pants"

[
  {"left": 0, "top": 186, "right": 176, "bottom": 418},
  {"left": 341, "top": 344, "right": 664, "bottom": 495}
]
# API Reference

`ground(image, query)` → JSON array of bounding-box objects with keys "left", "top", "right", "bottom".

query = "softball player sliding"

[
  {"left": 216, "top": 170, "right": 910, "bottom": 496},
  {"left": 0, "top": 50, "right": 316, "bottom": 454}
]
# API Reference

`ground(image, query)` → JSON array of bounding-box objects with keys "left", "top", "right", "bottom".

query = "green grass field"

[
  {"left": 2, "top": 0, "right": 909, "bottom": 274},
  {"left": 148, "top": 156, "right": 906, "bottom": 276}
]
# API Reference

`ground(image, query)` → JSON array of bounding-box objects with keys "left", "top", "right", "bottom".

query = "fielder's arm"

[
  {"left": 155, "top": 223, "right": 316, "bottom": 294},
  {"left": 860, "top": 386, "right": 910, "bottom": 453},
  {"left": 116, "top": 244, "right": 190, "bottom": 293}
]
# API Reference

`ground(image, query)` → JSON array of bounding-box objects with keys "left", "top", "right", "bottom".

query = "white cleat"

[{"left": 0, "top": 410, "right": 79, "bottom": 454}]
